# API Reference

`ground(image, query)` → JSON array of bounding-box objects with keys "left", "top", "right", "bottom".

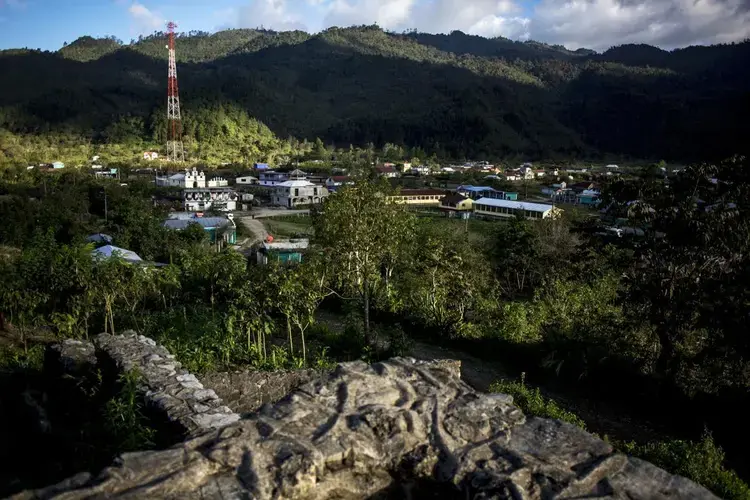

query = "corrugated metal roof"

[
  {"left": 163, "top": 217, "right": 231, "bottom": 230},
  {"left": 474, "top": 197, "right": 555, "bottom": 213}
]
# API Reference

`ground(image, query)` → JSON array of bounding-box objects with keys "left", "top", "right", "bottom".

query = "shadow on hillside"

[{"left": 2, "top": 33, "right": 748, "bottom": 160}]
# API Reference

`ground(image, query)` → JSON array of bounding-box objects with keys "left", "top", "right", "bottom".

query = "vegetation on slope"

[
  {"left": 0, "top": 27, "right": 747, "bottom": 163},
  {"left": 490, "top": 377, "right": 750, "bottom": 500}
]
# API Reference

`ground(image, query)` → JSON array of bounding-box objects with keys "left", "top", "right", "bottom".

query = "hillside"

[{"left": 0, "top": 26, "right": 748, "bottom": 163}]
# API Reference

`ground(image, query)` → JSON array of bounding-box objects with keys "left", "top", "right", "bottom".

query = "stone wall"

[
  {"left": 18, "top": 356, "right": 718, "bottom": 500},
  {"left": 94, "top": 332, "right": 240, "bottom": 437}
]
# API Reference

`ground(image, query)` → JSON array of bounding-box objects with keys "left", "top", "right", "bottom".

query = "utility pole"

[{"left": 104, "top": 189, "right": 108, "bottom": 222}]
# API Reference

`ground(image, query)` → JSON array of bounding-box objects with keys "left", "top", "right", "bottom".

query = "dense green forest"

[{"left": 1, "top": 26, "right": 748, "bottom": 165}]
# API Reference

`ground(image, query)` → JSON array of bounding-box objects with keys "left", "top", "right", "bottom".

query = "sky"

[{"left": 1, "top": 0, "right": 749, "bottom": 52}]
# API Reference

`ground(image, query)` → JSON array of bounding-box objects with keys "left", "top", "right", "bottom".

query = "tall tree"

[{"left": 313, "top": 180, "right": 412, "bottom": 344}]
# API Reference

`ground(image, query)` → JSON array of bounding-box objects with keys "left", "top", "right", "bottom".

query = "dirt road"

[{"left": 238, "top": 217, "right": 269, "bottom": 248}]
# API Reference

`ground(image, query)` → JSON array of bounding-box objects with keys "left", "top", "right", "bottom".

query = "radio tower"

[{"left": 166, "top": 21, "right": 184, "bottom": 162}]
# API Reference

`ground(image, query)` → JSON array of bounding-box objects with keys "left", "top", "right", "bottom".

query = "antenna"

[{"left": 166, "top": 21, "right": 185, "bottom": 162}]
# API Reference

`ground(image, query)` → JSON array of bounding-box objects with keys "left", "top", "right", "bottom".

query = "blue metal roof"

[{"left": 458, "top": 185, "right": 496, "bottom": 192}]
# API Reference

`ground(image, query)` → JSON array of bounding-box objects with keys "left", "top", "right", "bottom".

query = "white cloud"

[
  {"left": 128, "top": 2, "right": 164, "bottom": 35},
  {"left": 528, "top": 0, "right": 750, "bottom": 50},
  {"left": 323, "top": 0, "right": 416, "bottom": 28},
  {"left": 235, "top": 0, "right": 309, "bottom": 31},
  {"left": 224, "top": 0, "right": 750, "bottom": 49}
]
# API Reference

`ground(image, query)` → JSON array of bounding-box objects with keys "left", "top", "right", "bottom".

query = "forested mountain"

[{"left": 0, "top": 26, "right": 748, "bottom": 164}]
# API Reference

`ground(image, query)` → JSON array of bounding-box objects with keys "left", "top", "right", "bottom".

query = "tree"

[{"left": 313, "top": 179, "right": 412, "bottom": 344}]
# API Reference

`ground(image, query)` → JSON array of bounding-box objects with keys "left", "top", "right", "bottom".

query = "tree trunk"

[
  {"left": 363, "top": 275, "right": 371, "bottom": 345},
  {"left": 0, "top": 311, "right": 5, "bottom": 332},
  {"left": 287, "top": 317, "right": 294, "bottom": 355}
]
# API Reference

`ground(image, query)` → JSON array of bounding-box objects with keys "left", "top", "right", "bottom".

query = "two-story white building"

[
  {"left": 273, "top": 180, "right": 329, "bottom": 208},
  {"left": 260, "top": 171, "right": 289, "bottom": 187},
  {"left": 183, "top": 187, "right": 238, "bottom": 212}
]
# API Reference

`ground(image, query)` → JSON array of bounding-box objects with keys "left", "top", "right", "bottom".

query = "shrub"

[
  {"left": 103, "top": 370, "right": 156, "bottom": 452},
  {"left": 491, "top": 376, "right": 750, "bottom": 499},
  {"left": 489, "top": 377, "right": 587, "bottom": 429},
  {"left": 619, "top": 434, "right": 750, "bottom": 500}
]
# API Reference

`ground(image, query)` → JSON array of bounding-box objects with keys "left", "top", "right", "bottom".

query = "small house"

[
  {"left": 325, "top": 176, "right": 354, "bottom": 190},
  {"left": 256, "top": 239, "right": 309, "bottom": 265},
  {"left": 440, "top": 194, "right": 473, "bottom": 215},
  {"left": 235, "top": 175, "right": 259, "bottom": 185},
  {"left": 52, "top": 161, "right": 65, "bottom": 169},
  {"left": 143, "top": 152, "right": 159, "bottom": 161},
  {"left": 375, "top": 165, "right": 399, "bottom": 178}
]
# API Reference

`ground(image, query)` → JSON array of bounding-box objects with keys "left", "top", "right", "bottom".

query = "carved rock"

[{"left": 17, "top": 357, "right": 717, "bottom": 500}]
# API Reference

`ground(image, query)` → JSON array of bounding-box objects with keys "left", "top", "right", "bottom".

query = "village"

[{"left": 22, "top": 154, "right": 642, "bottom": 267}]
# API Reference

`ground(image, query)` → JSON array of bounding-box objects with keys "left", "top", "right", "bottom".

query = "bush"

[
  {"left": 619, "top": 434, "right": 750, "bottom": 500},
  {"left": 491, "top": 376, "right": 750, "bottom": 499},
  {"left": 103, "top": 370, "right": 156, "bottom": 452},
  {"left": 489, "top": 377, "right": 587, "bottom": 429}
]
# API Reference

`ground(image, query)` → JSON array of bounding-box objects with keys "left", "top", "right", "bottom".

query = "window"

[
  {"left": 294, "top": 188, "right": 299, "bottom": 196},
  {"left": 314, "top": 188, "right": 318, "bottom": 196}
]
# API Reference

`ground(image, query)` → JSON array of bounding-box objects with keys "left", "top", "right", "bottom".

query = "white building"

[
  {"left": 473, "top": 197, "right": 561, "bottom": 220},
  {"left": 235, "top": 175, "right": 259, "bottom": 185},
  {"left": 143, "top": 151, "right": 159, "bottom": 161},
  {"left": 156, "top": 167, "right": 206, "bottom": 188},
  {"left": 260, "top": 171, "right": 288, "bottom": 187},
  {"left": 183, "top": 188, "right": 238, "bottom": 212},
  {"left": 273, "top": 180, "right": 329, "bottom": 208},
  {"left": 208, "top": 176, "right": 229, "bottom": 187}
]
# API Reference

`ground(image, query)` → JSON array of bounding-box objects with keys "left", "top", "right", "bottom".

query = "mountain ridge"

[{"left": 1, "top": 26, "right": 748, "bottom": 163}]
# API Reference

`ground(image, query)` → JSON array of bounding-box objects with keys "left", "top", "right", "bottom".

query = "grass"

[
  {"left": 489, "top": 378, "right": 587, "bottom": 429},
  {"left": 262, "top": 215, "right": 313, "bottom": 239},
  {"left": 421, "top": 215, "right": 499, "bottom": 245}
]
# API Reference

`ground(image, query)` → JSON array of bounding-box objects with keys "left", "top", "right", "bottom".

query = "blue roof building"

[{"left": 164, "top": 216, "right": 237, "bottom": 244}]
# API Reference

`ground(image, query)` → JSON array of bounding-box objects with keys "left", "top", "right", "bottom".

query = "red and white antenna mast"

[{"left": 166, "top": 21, "right": 184, "bottom": 162}]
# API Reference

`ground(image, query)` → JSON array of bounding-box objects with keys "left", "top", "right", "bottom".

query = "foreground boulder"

[{"left": 16, "top": 357, "right": 716, "bottom": 499}]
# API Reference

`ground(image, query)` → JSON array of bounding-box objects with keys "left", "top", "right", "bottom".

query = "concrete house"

[
  {"left": 273, "top": 179, "right": 328, "bottom": 208},
  {"left": 235, "top": 175, "right": 259, "bottom": 185},
  {"left": 183, "top": 187, "right": 238, "bottom": 212},
  {"left": 259, "top": 171, "right": 288, "bottom": 187}
]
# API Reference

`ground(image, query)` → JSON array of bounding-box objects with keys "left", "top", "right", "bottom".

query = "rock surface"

[
  {"left": 17, "top": 357, "right": 717, "bottom": 500},
  {"left": 45, "top": 339, "right": 97, "bottom": 377},
  {"left": 200, "top": 369, "right": 323, "bottom": 415},
  {"left": 95, "top": 332, "right": 240, "bottom": 436}
]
